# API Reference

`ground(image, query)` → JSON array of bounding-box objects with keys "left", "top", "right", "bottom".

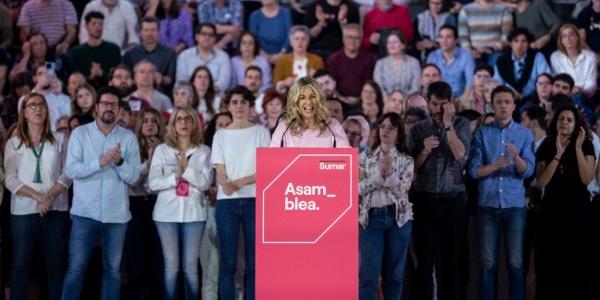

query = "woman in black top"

[{"left": 535, "top": 104, "right": 595, "bottom": 300}]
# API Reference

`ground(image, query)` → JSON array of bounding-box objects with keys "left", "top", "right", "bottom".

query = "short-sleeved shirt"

[
  {"left": 211, "top": 125, "right": 271, "bottom": 199},
  {"left": 408, "top": 116, "right": 471, "bottom": 193},
  {"left": 17, "top": 0, "right": 78, "bottom": 47},
  {"left": 123, "top": 44, "right": 177, "bottom": 81}
]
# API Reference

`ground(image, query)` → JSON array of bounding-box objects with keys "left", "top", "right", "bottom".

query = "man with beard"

[
  {"left": 62, "top": 86, "right": 141, "bottom": 300},
  {"left": 408, "top": 81, "right": 471, "bottom": 300},
  {"left": 109, "top": 64, "right": 135, "bottom": 98}
]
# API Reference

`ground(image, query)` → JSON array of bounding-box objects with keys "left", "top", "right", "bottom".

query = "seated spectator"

[
  {"left": 426, "top": 25, "right": 475, "bottom": 97},
  {"left": 406, "top": 93, "right": 429, "bottom": 113},
  {"left": 249, "top": 0, "right": 292, "bottom": 63},
  {"left": 145, "top": 0, "right": 194, "bottom": 53},
  {"left": 415, "top": 0, "right": 456, "bottom": 58},
  {"left": 518, "top": 73, "right": 553, "bottom": 116},
  {"left": 0, "top": 3, "right": 11, "bottom": 50},
  {"left": 314, "top": 69, "right": 342, "bottom": 101},
  {"left": 520, "top": 105, "right": 547, "bottom": 151},
  {"left": 163, "top": 81, "right": 204, "bottom": 126},
  {"left": 117, "top": 100, "right": 132, "bottom": 128},
  {"left": 72, "top": 82, "right": 97, "bottom": 119},
  {"left": 67, "top": 72, "right": 86, "bottom": 98},
  {"left": 342, "top": 115, "right": 369, "bottom": 151},
  {"left": 176, "top": 23, "right": 231, "bottom": 95},
  {"left": 327, "top": 23, "right": 376, "bottom": 106},
  {"left": 576, "top": 0, "right": 600, "bottom": 55},
  {"left": 458, "top": 64, "right": 496, "bottom": 114},
  {"left": 258, "top": 89, "right": 285, "bottom": 132},
  {"left": 1, "top": 72, "right": 33, "bottom": 129},
  {"left": 458, "top": 0, "right": 513, "bottom": 65},
  {"left": 28, "top": 64, "right": 71, "bottom": 131},
  {"left": 79, "top": 0, "right": 139, "bottom": 50},
  {"left": 550, "top": 23, "right": 598, "bottom": 97},
  {"left": 327, "top": 98, "right": 345, "bottom": 123},
  {"left": 10, "top": 32, "right": 66, "bottom": 81},
  {"left": 198, "top": 0, "right": 243, "bottom": 51},
  {"left": 17, "top": 0, "right": 77, "bottom": 55},
  {"left": 109, "top": 64, "right": 136, "bottom": 98},
  {"left": 273, "top": 25, "right": 324, "bottom": 93},
  {"left": 123, "top": 17, "right": 177, "bottom": 91},
  {"left": 362, "top": 0, "right": 413, "bottom": 54},
  {"left": 404, "top": 106, "right": 428, "bottom": 136},
  {"left": 374, "top": 30, "right": 421, "bottom": 97},
  {"left": 493, "top": 27, "right": 551, "bottom": 99},
  {"left": 190, "top": 66, "right": 221, "bottom": 122},
  {"left": 419, "top": 64, "right": 441, "bottom": 96},
  {"left": 360, "top": 80, "right": 384, "bottom": 125},
  {"left": 552, "top": 73, "right": 596, "bottom": 125},
  {"left": 304, "top": 0, "right": 359, "bottom": 60},
  {"left": 243, "top": 66, "right": 265, "bottom": 118},
  {"left": 512, "top": 0, "right": 560, "bottom": 54},
  {"left": 130, "top": 60, "right": 173, "bottom": 113},
  {"left": 456, "top": 108, "right": 482, "bottom": 134},
  {"left": 383, "top": 89, "right": 405, "bottom": 115},
  {"left": 230, "top": 32, "right": 271, "bottom": 92},
  {"left": 68, "top": 11, "right": 121, "bottom": 88}
]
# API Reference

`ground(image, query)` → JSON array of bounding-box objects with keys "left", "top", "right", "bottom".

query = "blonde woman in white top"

[
  {"left": 4, "top": 93, "right": 71, "bottom": 300},
  {"left": 550, "top": 23, "right": 598, "bottom": 97},
  {"left": 148, "top": 106, "right": 213, "bottom": 300}
]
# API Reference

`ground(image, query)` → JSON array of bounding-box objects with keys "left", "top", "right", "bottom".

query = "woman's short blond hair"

[
  {"left": 284, "top": 77, "right": 330, "bottom": 134},
  {"left": 164, "top": 107, "right": 203, "bottom": 148}
]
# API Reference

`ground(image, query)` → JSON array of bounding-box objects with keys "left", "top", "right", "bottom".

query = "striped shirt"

[
  {"left": 457, "top": 2, "right": 512, "bottom": 50},
  {"left": 17, "top": 0, "right": 78, "bottom": 47}
]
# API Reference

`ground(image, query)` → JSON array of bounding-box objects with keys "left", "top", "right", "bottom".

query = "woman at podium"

[{"left": 270, "top": 77, "right": 350, "bottom": 148}]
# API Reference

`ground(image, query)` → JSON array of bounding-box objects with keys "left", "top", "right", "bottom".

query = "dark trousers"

[
  {"left": 413, "top": 191, "right": 467, "bottom": 300},
  {"left": 124, "top": 195, "right": 162, "bottom": 300}
]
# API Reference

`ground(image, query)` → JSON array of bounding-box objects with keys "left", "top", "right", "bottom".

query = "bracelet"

[{"left": 553, "top": 156, "right": 561, "bottom": 162}]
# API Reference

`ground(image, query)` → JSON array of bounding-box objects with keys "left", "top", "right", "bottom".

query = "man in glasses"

[{"left": 62, "top": 86, "right": 141, "bottom": 300}]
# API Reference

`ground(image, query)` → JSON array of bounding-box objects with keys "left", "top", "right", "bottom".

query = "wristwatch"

[
  {"left": 116, "top": 158, "right": 124, "bottom": 166},
  {"left": 445, "top": 125, "right": 454, "bottom": 131}
]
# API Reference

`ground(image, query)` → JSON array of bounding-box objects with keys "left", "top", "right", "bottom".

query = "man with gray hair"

[
  {"left": 130, "top": 60, "right": 172, "bottom": 113},
  {"left": 327, "top": 23, "right": 375, "bottom": 107}
]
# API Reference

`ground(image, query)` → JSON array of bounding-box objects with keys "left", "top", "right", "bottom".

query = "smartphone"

[{"left": 45, "top": 62, "right": 56, "bottom": 77}]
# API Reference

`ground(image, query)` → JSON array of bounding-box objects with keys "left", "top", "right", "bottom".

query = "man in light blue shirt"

[
  {"left": 426, "top": 25, "right": 475, "bottom": 97},
  {"left": 493, "top": 27, "right": 551, "bottom": 99},
  {"left": 469, "top": 86, "right": 535, "bottom": 300},
  {"left": 62, "top": 86, "right": 140, "bottom": 300}
]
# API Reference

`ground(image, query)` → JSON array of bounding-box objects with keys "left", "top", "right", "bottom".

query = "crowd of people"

[{"left": 0, "top": 0, "right": 599, "bottom": 299}]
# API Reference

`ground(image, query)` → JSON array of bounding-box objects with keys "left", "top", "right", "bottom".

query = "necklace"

[{"left": 31, "top": 140, "right": 46, "bottom": 184}]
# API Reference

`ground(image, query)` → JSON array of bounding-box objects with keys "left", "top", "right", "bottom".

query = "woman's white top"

[
  {"left": 211, "top": 125, "right": 271, "bottom": 200},
  {"left": 550, "top": 49, "right": 598, "bottom": 93},
  {"left": 148, "top": 143, "right": 213, "bottom": 222},
  {"left": 4, "top": 133, "right": 71, "bottom": 215}
]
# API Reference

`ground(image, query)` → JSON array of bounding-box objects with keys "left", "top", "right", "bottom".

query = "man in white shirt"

[
  {"left": 176, "top": 23, "right": 231, "bottom": 95},
  {"left": 79, "top": 0, "right": 140, "bottom": 50}
]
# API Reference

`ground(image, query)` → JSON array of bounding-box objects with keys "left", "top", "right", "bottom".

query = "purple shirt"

[
  {"left": 17, "top": 0, "right": 78, "bottom": 47},
  {"left": 327, "top": 49, "right": 376, "bottom": 97},
  {"left": 159, "top": 10, "right": 194, "bottom": 49}
]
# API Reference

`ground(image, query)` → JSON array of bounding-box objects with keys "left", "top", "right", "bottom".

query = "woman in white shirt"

[
  {"left": 148, "top": 106, "right": 213, "bottom": 300},
  {"left": 550, "top": 23, "right": 598, "bottom": 97},
  {"left": 211, "top": 86, "right": 271, "bottom": 300},
  {"left": 4, "top": 93, "right": 71, "bottom": 300}
]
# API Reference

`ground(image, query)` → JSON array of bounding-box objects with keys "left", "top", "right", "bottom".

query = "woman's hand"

[{"left": 576, "top": 127, "right": 586, "bottom": 150}]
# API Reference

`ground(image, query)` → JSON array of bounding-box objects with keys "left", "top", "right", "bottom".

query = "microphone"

[
  {"left": 321, "top": 118, "right": 337, "bottom": 148},
  {"left": 280, "top": 124, "right": 292, "bottom": 147}
]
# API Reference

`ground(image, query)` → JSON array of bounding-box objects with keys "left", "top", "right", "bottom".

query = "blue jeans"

[
  {"left": 61, "top": 215, "right": 128, "bottom": 300},
  {"left": 155, "top": 221, "right": 205, "bottom": 300},
  {"left": 359, "top": 206, "right": 412, "bottom": 300},
  {"left": 11, "top": 211, "right": 69, "bottom": 300},
  {"left": 478, "top": 206, "right": 526, "bottom": 300},
  {"left": 216, "top": 198, "right": 255, "bottom": 300}
]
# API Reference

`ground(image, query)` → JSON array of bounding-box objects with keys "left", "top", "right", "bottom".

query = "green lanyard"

[{"left": 31, "top": 140, "right": 46, "bottom": 184}]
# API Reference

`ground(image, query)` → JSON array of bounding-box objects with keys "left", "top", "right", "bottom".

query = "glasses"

[
  {"left": 379, "top": 125, "right": 398, "bottom": 132},
  {"left": 345, "top": 131, "right": 362, "bottom": 138},
  {"left": 25, "top": 102, "right": 47, "bottom": 110},
  {"left": 175, "top": 115, "right": 194, "bottom": 124},
  {"left": 99, "top": 101, "right": 119, "bottom": 109}
]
